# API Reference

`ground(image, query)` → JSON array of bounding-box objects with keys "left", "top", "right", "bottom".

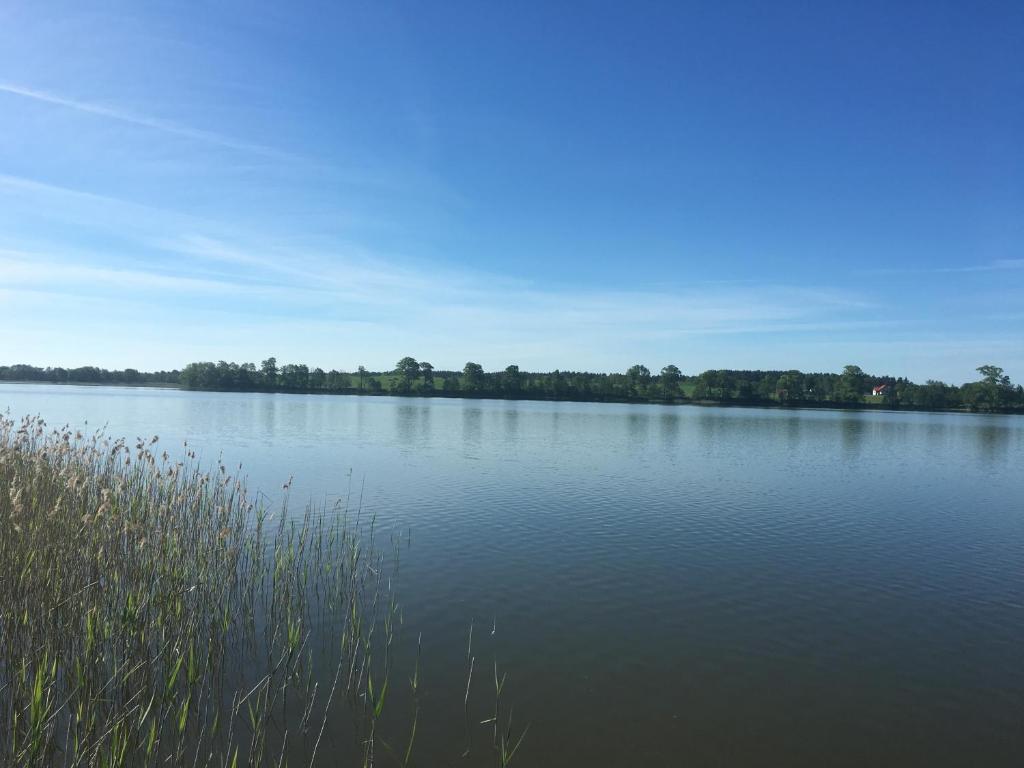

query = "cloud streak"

[
  {"left": 864, "top": 259, "right": 1024, "bottom": 276},
  {"left": 0, "top": 242, "right": 875, "bottom": 348},
  {"left": 4, "top": 239, "right": 1015, "bottom": 382},
  {"left": 0, "top": 82, "right": 293, "bottom": 159}
]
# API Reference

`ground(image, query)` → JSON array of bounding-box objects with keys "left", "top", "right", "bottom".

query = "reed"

[
  {"left": 0, "top": 414, "right": 415, "bottom": 767},
  {"left": 0, "top": 414, "right": 528, "bottom": 767}
]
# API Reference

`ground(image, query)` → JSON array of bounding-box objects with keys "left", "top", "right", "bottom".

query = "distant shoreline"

[{"left": 3, "top": 378, "right": 1020, "bottom": 416}]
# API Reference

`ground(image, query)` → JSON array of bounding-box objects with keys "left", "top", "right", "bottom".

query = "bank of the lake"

[
  {"left": 2, "top": 377, "right": 1022, "bottom": 416},
  {"left": 5, "top": 360, "right": 1023, "bottom": 415}
]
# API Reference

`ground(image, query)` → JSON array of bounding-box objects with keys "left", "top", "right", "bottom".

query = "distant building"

[{"left": 871, "top": 384, "right": 890, "bottom": 397}]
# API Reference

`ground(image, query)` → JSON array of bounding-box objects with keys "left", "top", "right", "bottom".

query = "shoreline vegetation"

[
  {"left": 2, "top": 359, "right": 1022, "bottom": 414},
  {"left": 0, "top": 415, "right": 526, "bottom": 767}
]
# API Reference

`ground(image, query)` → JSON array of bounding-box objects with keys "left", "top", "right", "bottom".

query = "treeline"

[
  {"left": 4, "top": 359, "right": 1021, "bottom": 413},
  {"left": 175, "top": 358, "right": 1023, "bottom": 413},
  {"left": 0, "top": 364, "right": 180, "bottom": 386}
]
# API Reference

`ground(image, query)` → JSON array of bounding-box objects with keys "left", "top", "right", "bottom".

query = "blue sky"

[{"left": 0, "top": 1, "right": 1021, "bottom": 383}]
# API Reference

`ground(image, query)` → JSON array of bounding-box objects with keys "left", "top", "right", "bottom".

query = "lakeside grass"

[
  {"left": 0, "top": 415, "right": 527, "bottom": 767},
  {"left": 0, "top": 415, "right": 416, "bottom": 767}
]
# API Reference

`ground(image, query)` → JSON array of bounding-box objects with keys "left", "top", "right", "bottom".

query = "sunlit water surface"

[{"left": 3, "top": 384, "right": 1023, "bottom": 766}]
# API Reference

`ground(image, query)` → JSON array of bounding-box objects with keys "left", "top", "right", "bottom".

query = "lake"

[{"left": 2, "top": 383, "right": 1023, "bottom": 766}]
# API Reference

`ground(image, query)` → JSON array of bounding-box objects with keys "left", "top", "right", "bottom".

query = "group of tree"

[
  {"left": 4, "top": 359, "right": 1021, "bottom": 413},
  {"left": 178, "top": 358, "right": 362, "bottom": 392},
  {"left": 0, "top": 364, "right": 180, "bottom": 386},
  {"left": 177, "top": 358, "right": 1022, "bottom": 412}
]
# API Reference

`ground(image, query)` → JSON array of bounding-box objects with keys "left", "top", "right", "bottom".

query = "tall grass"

[
  {"left": 0, "top": 414, "right": 528, "bottom": 767},
  {"left": 0, "top": 414, "right": 420, "bottom": 767}
]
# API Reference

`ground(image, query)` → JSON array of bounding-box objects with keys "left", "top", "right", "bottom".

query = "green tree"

[
  {"left": 462, "top": 362, "right": 485, "bottom": 392},
  {"left": 357, "top": 365, "right": 367, "bottom": 391},
  {"left": 776, "top": 371, "right": 804, "bottom": 402},
  {"left": 392, "top": 356, "right": 419, "bottom": 393},
  {"left": 326, "top": 370, "right": 350, "bottom": 390},
  {"left": 696, "top": 370, "right": 731, "bottom": 400},
  {"left": 837, "top": 364, "right": 866, "bottom": 404},
  {"left": 395, "top": 356, "right": 420, "bottom": 383},
  {"left": 913, "top": 380, "right": 954, "bottom": 409},
  {"left": 660, "top": 364, "right": 681, "bottom": 399},
  {"left": 975, "top": 364, "right": 1012, "bottom": 409},
  {"left": 419, "top": 361, "right": 434, "bottom": 389},
  {"left": 503, "top": 364, "right": 522, "bottom": 395},
  {"left": 626, "top": 364, "right": 650, "bottom": 397},
  {"left": 280, "top": 363, "right": 309, "bottom": 389},
  {"left": 260, "top": 357, "right": 278, "bottom": 387}
]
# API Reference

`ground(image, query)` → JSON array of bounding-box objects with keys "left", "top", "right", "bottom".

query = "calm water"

[{"left": 4, "top": 383, "right": 1024, "bottom": 766}]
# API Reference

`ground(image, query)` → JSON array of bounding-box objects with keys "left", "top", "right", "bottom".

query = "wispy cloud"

[
  {"left": 0, "top": 252, "right": 248, "bottom": 295},
  {"left": 864, "top": 259, "right": 1024, "bottom": 276},
  {"left": 0, "top": 82, "right": 293, "bottom": 159},
  {"left": 0, "top": 239, "right": 875, "bottom": 345},
  {"left": 0, "top": 166, "right": 995, "bottom": 380},
  {"left": 930, "top": 259, "right": 1024, "bottom": 274},
  {"left": 5, "top": 236, "right": 1014, "bottom": 382}
]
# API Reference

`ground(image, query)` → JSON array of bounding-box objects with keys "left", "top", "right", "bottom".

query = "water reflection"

[
  {"left": 392, "top": 402, "right": 433, "bottom": 449},
  {"left": 785, "top": 415, "right": 802, "bottom": 449},
  {"left": 257, "top": 395, "right": 278, "bottom": 442},
  {"left": 627, "top": 411, "right": 651, "bottom": 444},
  {"left": 839, "top": 413, "right": 866, "bottom": 459},
  {"left": 503, "top": 406, "right": 520, "bottom": 444},
  {"left": 658, "top": 411, "right": 681, "bottom": 449},
  {"left": 395, "top": 403, "right": 419, "bottom": 448},
  {"left": 696, "top": 411, "right": 724, "bottom": 450},
  {"left": 975, "top": 421, "right": 1011, "bottom": 461},
  {"left": 924, "top": 421, "right": 949, "bottom": 452},
  {"left": 461, "top": 404, "right": 483, "bottom": 456},
  {"left": 355, "top": 397, "right": 368, "bottom": 441}
]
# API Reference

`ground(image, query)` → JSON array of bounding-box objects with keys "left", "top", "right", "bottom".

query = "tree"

[
  {"left": 776, "top": 371, "right": 804, "bottom": 402},
  {"left": 660, "top": 364, "right": 681, "bottom": 399},
  {"left": 357, "top": 365, "right": 367, "bottom": 391},
  {"left": 326, "top": 370, "right": 350, "bottom": 391},
  {"left": 180, "top": 362, "right": 212, "bottom": 389},
  {"left": 395, "top": 357, "right": 420, "bottom": 383},
  {"left": 887, "top": 377, "right": 908, "bottom": 408},
  {"left": 696, "top": 370, "right": 731, "bottom": 400},
  {"left": 462, "top": 362, "right": 485, "bottom": 392},
  {"left": 392, "top": 357, "right": 420, "bottom": 393},
  {"left": 975, "top": 364, "right": 1013, "bottom": 409},
  {"left": 626, "top": 364, "right": 651, "bottom": 397},
  {"left": 260, "top": 357, "right": 278, "bottom": 387},
  {"left": 419, "top": 361, "right": 434, "bottom": 389},
  {"left": 280, "top": 363, "right": 309, "bottom": 389},
  {"left": 503, "top": 364, "right": 521, "bottom": 395},
  {"left": 837, "top": 364, "right": 866, "bottom": 404},
  {"left": 735, "top": 379, "right": 755, "bottom": 402},
  {"left": 913, "top": 379, "right": 954, "bottom": 410},
  {"left": 626, "top": 364, "right": 650, "bottom": 381}
]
